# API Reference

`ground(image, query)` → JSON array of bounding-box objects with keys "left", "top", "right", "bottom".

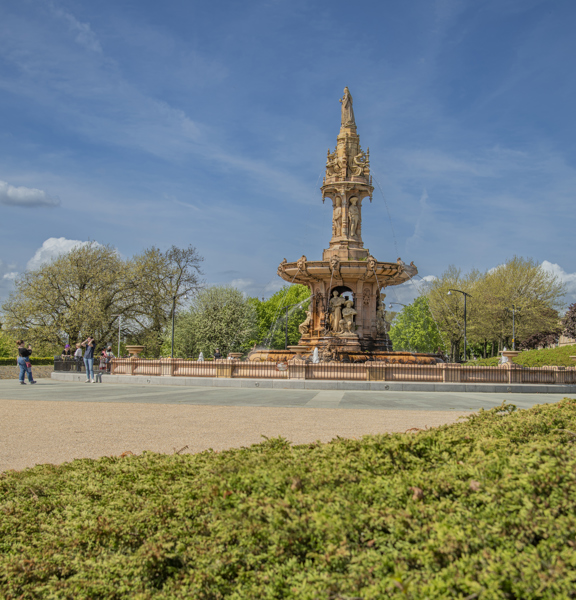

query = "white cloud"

[
  {"left": 0, "top": 180, "right": 60, "bottom": 207},
  {"left": 541, "top": 261, "right": 576, "bottom": 302},
  {"left": 2, "top": 272, "right": 18, "bottom": 280},
  {"left": 26, "top": 238, "right": 97, "bottom": 271}
]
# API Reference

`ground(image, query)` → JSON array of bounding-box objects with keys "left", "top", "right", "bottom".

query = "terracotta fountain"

[{"left": 249, "top": 88, "right": 441, "bottom": 364}]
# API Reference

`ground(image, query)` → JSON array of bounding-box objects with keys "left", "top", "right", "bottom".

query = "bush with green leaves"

[
  {"left": 247, "top": 284, "right": 310, "bottom": 350},
  {"left": 389, "top": 296, "right": 446, "bottom": 353},
  {"left": 0, "top": 357, "right": 54, "bottom": 366},
  {"left": 2, "top": 400, "right": 576, "bottom": 598},
  {"left": 466, "top": 344, "right": 576, "bottom": 367},
  {"left": 164, "top": 285, "right": 257, "bottom": 358}
]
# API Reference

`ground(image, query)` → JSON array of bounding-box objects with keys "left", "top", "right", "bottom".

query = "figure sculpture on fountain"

[
  {"left": 340, "top": 87, "right": 355, "bottom": 128},
  {"left": 329, "top": 291, "right": 346, "bottom": 334},
  {"left": 299, "top": 310, "right": 312, "bottom": 336},
  {"left": 332, "top": 197, "right": 342, "bottom": 237},
  {"left": 348, "top": 196, "right": 360, "bottom": 238},
  {"left": 341, "top": 300, "right": 357, "bottom": 334}
]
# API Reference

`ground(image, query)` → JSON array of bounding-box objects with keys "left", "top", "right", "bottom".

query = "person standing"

[
  {"left": 81, "top": 336, "right": 96, "bottom": 383},
  {"left": 213, "top": 348, "right": 222, "bottom": 360},
  {"left": 61, "top": 344, "right": 71, "bottom": 358},
  {"left": 16, "top": 340, "right": 36, "bottom": 385},
  {"left": 105, "top": 346, "right": 115, "bottom": 373},
  {"left": 74, "top": 343, "right": 83, "bottom": 371}
]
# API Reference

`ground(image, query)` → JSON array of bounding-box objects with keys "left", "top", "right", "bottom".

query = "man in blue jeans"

[
  {"left": 17, "top": 340, "right": 36, "bottom": 385},
  {"left": 81, "top": 336, "right": 96, "bottom": 383}
]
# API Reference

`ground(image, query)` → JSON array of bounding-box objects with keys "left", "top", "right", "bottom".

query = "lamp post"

[
  {"left": 447, "top": 289, "right": 472, "bottom": 362},
  {"left": 171, "top": 292, "right": 189, "bottom": 358},
  {"left": 505, "top": 305, "right": 520, "bottom": 350},
  {"left": 112, "top": 314, "right": 122, "bottom": 357}
]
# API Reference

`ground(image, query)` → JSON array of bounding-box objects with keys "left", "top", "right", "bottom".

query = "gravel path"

[{"left": 0, "top": 397, "right": 468, "bottom": 472}]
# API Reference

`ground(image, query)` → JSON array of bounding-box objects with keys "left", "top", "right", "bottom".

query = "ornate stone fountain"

[{"left": 249, "top": 88, "right": 440, "bottom": 364}]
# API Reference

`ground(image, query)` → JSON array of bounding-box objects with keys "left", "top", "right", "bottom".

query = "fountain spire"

[
  {"left": 322, "top": 87, "right": 373, "bottom": 261},
  {"left": 270, "top": 88, "right": 420, "bottom": 363}
]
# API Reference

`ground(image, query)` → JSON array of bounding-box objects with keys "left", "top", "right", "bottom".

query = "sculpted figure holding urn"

[
  {"left": 348, "top": 196, "right": 360, "bottom": 238},
  {"left": 329, "top": 290, "right": 346, "bottom": 334}
]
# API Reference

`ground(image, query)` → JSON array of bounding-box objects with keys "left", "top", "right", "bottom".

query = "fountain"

[{"left": 248, "top": 87, "right": 442, "bottom": 365}]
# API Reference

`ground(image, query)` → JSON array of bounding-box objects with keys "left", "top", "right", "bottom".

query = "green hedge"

[
  {"left": 1, "top": 400, "right": 576, "bottom": 597},
  {"left": 466, "top": 344, "right": 576, "bottom": 367},
  {"left": 0, "top": 357, "right": 55, "bottom": 366}
]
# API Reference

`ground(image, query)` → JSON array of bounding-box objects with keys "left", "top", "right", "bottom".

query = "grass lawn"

[
  {"left": 466, "top": 344, "right": 576, "bottom": 367},
  {"left": 1, "top": 400, "right": 576, "bottom": 598}
]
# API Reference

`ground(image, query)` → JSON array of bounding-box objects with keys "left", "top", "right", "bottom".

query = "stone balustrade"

[{"left": 108, "top": 359, "right": 576, "bottom": 385}]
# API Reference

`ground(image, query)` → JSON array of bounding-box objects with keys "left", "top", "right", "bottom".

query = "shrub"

[
  {"left": 0, "top": 357, "right": 55, "bottom": 366},
  {"left": 466, "top": 344, "right": 576, "bottom": 367},
  {"left": 2, "top": 400, "right": 576, "bottom": 597}
]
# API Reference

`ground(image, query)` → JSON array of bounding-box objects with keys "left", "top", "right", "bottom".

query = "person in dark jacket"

[
  {"left": 213, "top": 348, "right": 222, "bottom": 360},
  {"left": 16, "top": 340, "right": 36, "bottom": 385}
]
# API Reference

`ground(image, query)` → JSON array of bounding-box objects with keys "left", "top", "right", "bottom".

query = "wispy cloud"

[
  {"left": 0, "top": 180, "right": 60, "bottom": 207},
  {"left": 49, "top": 5, "right": 103, "bottom": 53}
]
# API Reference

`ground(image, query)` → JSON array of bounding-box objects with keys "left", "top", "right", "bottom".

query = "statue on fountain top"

[{"left": 340, "top": 87, "right": 356, "bottom": 128}]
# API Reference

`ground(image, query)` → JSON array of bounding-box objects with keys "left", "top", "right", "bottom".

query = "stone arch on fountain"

[{"left": 330, "top": 285, "right": 354, "bottom": 303}]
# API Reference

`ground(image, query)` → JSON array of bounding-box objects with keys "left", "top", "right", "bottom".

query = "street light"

[
  {"left": 505, "top": 305, "right": 521, "bottom": 350},
  {"left": 112, "top": 314, "right": 122, "bottom": 357},
  {"left": 447, "top": 289, "right": 472, "bottom": 362},
  {"left": 171, "top": 292, "right": 189, "bottom": 358}
]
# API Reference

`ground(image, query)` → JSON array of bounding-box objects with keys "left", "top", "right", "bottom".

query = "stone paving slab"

[
  {"left": 51, "top": 372, "right": 576, "bottom": 394},
  {"left": 1, "top": 379, "right": 573, "bottom": 472}
]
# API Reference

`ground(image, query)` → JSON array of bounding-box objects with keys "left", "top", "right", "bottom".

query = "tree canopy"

[
  {"left": 168, "top": 285, "right": 257, "bottom": 358},
  {"left": 247, "top": 285, "right": 311, "bottom": 350},
  {"left": 426, "top": 256, "right": 565, "bottom": 360},
  {"left": 389, "top": 296, "right": 445, "bottom": 353},
  {"left": 1, "top": 243, "right": 203, "bottom": 355}
]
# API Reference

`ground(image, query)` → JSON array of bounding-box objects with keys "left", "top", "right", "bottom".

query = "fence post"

[
  {"left": 161, "top": 358, "right": 174, "bottom": 377},
  {"left": 288, "top": 360, "right": 307, "bottom": 380},
  {"left": 365, "top": 363, "right": 385, "bottom": 381},
  {"left": 215, "top": 360, "right": 234, "bottom": 378},
  {"left": 507, "top": 364, "right": 522, "bottom": 384},
  {"left": 442, "top": 364, "right": 461, "bottom": 383},
  {"left": 554, "top": 366, "right": 566, "bottom": 385}
]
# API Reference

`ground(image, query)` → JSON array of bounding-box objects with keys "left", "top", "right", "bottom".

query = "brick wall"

[{"left": 0, "top": 365, "right": 54, "bottom": 380}]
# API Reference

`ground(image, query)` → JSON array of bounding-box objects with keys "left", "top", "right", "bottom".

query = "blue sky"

[{"left": 1, "top": 0, "right": 576, "bottom": 306}]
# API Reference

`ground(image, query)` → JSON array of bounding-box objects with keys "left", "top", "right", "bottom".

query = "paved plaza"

[{"left": 1, "top": 379, "right": 572, "bottom": 472}]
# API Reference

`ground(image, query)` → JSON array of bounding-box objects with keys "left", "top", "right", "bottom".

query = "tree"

[
  {"left": 518, "top": 328, "right": 561, "bottom": 350},
  {"left": 0, "top": 327, "right": 14, "bottom": 357},
  {"left": 129, "top": 245, "right": 203, "bottom": 356},
  {"left": 563, "top": 303, "right": 576, "bottom": 340},
  {"left": 247, "top": 285, "right": 311, "bottom": 349},
  {"left": 168, "top": 285, "right": 257, "bottom": 358},
  {"left": 472, "top": 257, "right": 564, "bottom": 351},
  {"left": 1, "top": 243, "right": 131, "bottom": 353},
  {"left": 426, "top": 257, "right": 565, "bottom": 360},
  {"left": 1, "top": 242, "right": 204, "bottom": 356},
  {"left": 425, "top": 266, "right": 479, "bottom": 360},
  {"left": 389, "top": 296, "right": 445, "bottom": 353}
]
